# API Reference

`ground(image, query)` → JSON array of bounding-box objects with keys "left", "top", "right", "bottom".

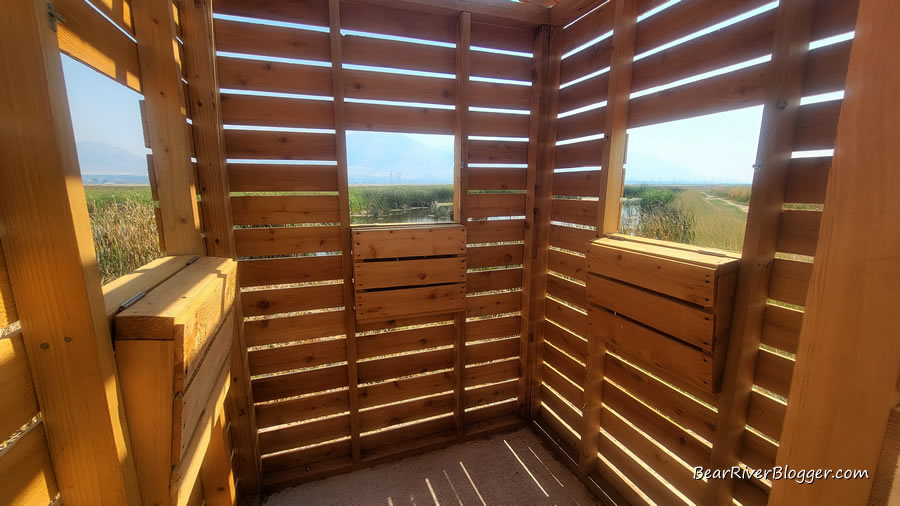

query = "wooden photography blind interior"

[{"left": 2, "top": 0, "right": 899, "bottom": 505}]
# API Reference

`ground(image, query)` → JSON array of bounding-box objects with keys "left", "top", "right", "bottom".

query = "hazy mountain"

[
  {"left": 347, "top": 131, "right": 453, "bottom": 185},
  {"left": 76, "top": 141, "right": 149, "bottom": 183}
]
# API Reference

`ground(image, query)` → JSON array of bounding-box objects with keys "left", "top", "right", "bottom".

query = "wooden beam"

[
  {"left": 328, "top": 0, "right": 362, "bottom": 464},
  {"left": 705, "top": 0, "right": 818, "bottom": 503},
  {"left": 527, "top": 25, "right": 564, "bottom": 417},
  {"left": 454, "top": 11, "right": 472, "bottom": 434},
  {"left": 771, "top": 0, "right": 899, "bottom": 502},
  {"left": 343, "top": 0, "right": 551, "bottom": 27},
  {"left": 551, "top": 0, "right": 609, "bottom": 26},
  {"left": 180, "top": 0, "right": 261, "bottom": 495},
  {"left": 0, "top": 0, "right": 140, "bottom": 502},
  {"left": 132, "top": 0, "right": 204, "bottom": 255}
]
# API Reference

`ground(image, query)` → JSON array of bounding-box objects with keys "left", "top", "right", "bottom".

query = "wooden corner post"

[
  {"left": 180, "top": 0, "right": 262, "bottom": 494},
  {"left": 706, "top": 0, "right": 817, "bottom": 502},
  {"left": 0, "top": 0, "right": 141, "bottom": 503},
  {"left": 771, "top": 0, "right": 900, "bottom": 502}
]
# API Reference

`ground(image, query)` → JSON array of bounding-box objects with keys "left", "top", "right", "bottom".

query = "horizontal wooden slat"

[
  {"left": 465, "top": 337, "right": 519, "bottom": 364},
  {"left": 221, "top": 94, "right": 334, "bottom": 129},
  {"left": 261, "top": 440, "right": 352, "bottom": 475},
  {"left": 467, "top": 244, "right": 524, "bottom": 269},
  {"left": 0, "top": 423, "right": 58, "bottom": 505},
  {"left": 542, "top": 362, "right": 584, "bottom": 407},
  {"left": 465, "top": 291, "right": 522, "bottom": 318},
  {"left": 468, "top": 167, "right": 527, "bottom": 191},
  {"left": 234, "top": 226, "right": 342, "bottom": 257},
  {"left": 0, "top": 332, "right": 39, "bottom": 441},
  {"left": 558, "top": 73, "right": 609, "bottom": 115},
  {"left": 810, "top": 0, "right": 859, "bottom": 40},
  {"left": 352, "top": 225, "right": 466, "bottom": 260},
  {"left": 255, "top": 390, "right": 350, "bottom": 429},
  {"left": 562, "top": 1, "right": 614, "bottom": 54},
  {"left": 356, "top": 324, "right": 456, "bottom": 359},
  {"left": 597, "top": 429, "right": 683, "bottom": 506},
  {"left": 635, "top": 0, "right": 771, "bottom": 54},
  {"left": 775, "top": 209, "right": 822, "bottom": 256},
  {"left": 587, "top": 242, "right": 717, "bottom": 306},
  {"left": 605, "top": 353, "right": 717, "bottom": 440},
  {"left": 340, "top": 2, "right": 456, "bottom": 43},
  {"left": 55, "top": 0, "right": 141, "bottom": 92},
  {"left": 464, "top": 380, "right": 518, "bottom": 409},
  {"left": 232, "top": 195, "right": 340, "bottom": 225},
  {"left": 239, "top": 255, "right": 343, "bottom": 287},
  {"left": 355, "top": 312, "right": 454, "bottom": 334},
  {"left": 592, "top": 308, "right": 714, "bottom": 392},
  {"left": 242, "top": 283, "right": 344, "bottom": 317},
  {"left": 245, "top": 311, "right": 346, "bottom": 347},
  {"left": 224, "top": 130, "right": 336, "bottom": 160},
  {"left": 549, "top": 224, "right": 595, "bottom": 254},
  {"left": 470, "top": 80, "right": 532, "bottom": 110},
  {"left": 468, "top": 140, "right": 529, "bottom": 165},
  {"left": 784, "top": 156, "right": 830, "bottom": 204},
  {"left": 603, "top": 378, "right": 712, "bottom": 470},
  {"left": 560, "top": 40, "right": 613, "bottom": 86},
  {"left": 357, "top": 347, "right": 454, "bottom": 384},
  {"left": 344, "top": 69, "right": 454, "bottom": 105},
  {"left": 543, "top": 341, "right": 585, "bottom": 386},
  {"left": 259, "top": 414, "right": 351, "bottom": 454},
  {"left": 213, "top": 0, "right": 329, "bottom": 26},
  {"left": 760, "top": 303, "right": 802, "bottom": 355},
  {"left": 360, "top": 392, "right": 455, "bottom": 433},
  {"left": 466, "top": 268, "right": 523, "bottom": 293},
  {"left": 355, "top": 257, "right": 466, "bottom": 290},
  {"left": 754, "top": 348, "right": 794, "bottom": 398},
  {"left": 470, "top": 51, "right": 532, "bottom": 82},
  {"left": 213, "top": 18, "right": 331, "bottom": 61},
  {"left": 769, "top": 258, "right": 812, "bottom": 307},
  {"left": 548, "top": 248, "right": 587, "bottom": 282},
  {"left": 544, "top": 320, "right": 587, "bottom": 363},
  {"left": 794, "top": 99, "right": 842, "bottom": 151},
  {"left": 541, "top": 384, "right": 582, "bottom": 432},
  {"left": 588, "top": 274, "right": 716, "bottom": 351},
  {"left": 547, "top": 274, "right": 586, "bottom": 309},
  {"left": 465, "top": 315, "right": 521, "bottom": 342},
  {"left": 471, "top": 21, "right": 534, "bottom": 52},
  {"left": 464, "top": 359, "right": 519, "bottom": 387},
  {"left": 553, "top": 169, "right": 602, "bottom": 197},
  {"left": 217, "top": 57, "right": 333, "bottom": 96},
  {"left": 343, "top": 33, "right": 454, "bottom": 74},
  {"left": 252, "top": 364, "right": 349, "bottom": 403},
  {"left": 466, "top": 193, "right": 527, "bottom": 218},
  {"left": 803, "top": 38, "right": 852, "bottom": 96},
  {"left": 466, "top": 219, "right": 525, "bottom": 244},
  {"left": 249, "top": 338, "right": 347, "bottom": 376},
  {"left": 557, "top": 107, "right": 605, "bottom": 141},
  {"left": 544, "top": 296, "right": 588, "bottom": 337},
  {"left": 740, "top": 429, "right": 777, "bottom": 472},
  {"left": 551, "top": 198, "right": 599, "bottom": 226},
  {"left": 345, "top": 102, "right": 454, "bottom": 134},
  {"left": 229, "top": 164, "right": 339, "bottom": 192},
  {"left": 733, "top": 479, "right": 770, "bottom": 506},
  {"left": 555, "top": 139, "right": 604, "bottom": 168},
  {"left": 355, "top": 283, "right": 466, "bottom": 322},
  {"left": 628, "top": 63, "right": 768, "bottom": 129},
  {"left": 747, "top": 390, "right": 786, "bottom": 442},
  {"left": 537, "top": 407, "right": 580, "bottom": 453},
  {"left": 632, "top": 7, "right": 776, "bottom": 93},
  {"left": 358, "top": 371, "right": 453, "bottom": 409},
  {"left": 360, "top": 416, "right": 454, "bottom": 454},
  {"left": 468, "top": 111, "right": 530, "bottom": 137}
]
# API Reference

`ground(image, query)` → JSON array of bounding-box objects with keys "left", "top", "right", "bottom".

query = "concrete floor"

[{"left": 263, "top": 427, "right": 599, "bottom": 506}]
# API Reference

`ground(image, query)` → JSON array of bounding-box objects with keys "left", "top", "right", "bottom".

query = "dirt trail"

[{"left": 703, "top": 192, "right": 749, "bottom": 213}]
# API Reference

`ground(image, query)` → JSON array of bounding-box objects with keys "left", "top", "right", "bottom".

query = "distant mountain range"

[{"left": 76, "top": 140, "right": 149, "bottom": 184}]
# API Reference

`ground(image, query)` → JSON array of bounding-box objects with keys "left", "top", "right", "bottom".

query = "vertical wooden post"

[
  {"left": 527, "top": 25, "right": 564, "bottom": 418},
  {"left": 453, "top": 11, "right": 472, "bottom": 435},
  {"left": 0, "top": 0, "right": 141, "bottom": 503},
  {"left": 770, "top": 0, "right": 900, "bottom": 502},
  {"left": 581, "top": 0, "right": 637, "bottom": 475},
  {"left": 180, "top": 0, "right": 261, "bottom": 494},
  {"left": 132, "top": 0, "right": 204, "bottom": 255},
  {"left": 200, "top": 413, "right": 238, "bottom": 505},
  {"left": 328, "top": 0, "right": 362, "bottom": 464},
  {"left": 705, "top": 1, "right": 817, "bottom": 503}
]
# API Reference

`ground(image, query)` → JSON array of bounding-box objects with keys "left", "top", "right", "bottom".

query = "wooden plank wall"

[
  {"left": 529, "top": 0, "right": 860, "bottom": 505},
  {"left": 212, "top": 0, "right": 537, "bottom": 490}
]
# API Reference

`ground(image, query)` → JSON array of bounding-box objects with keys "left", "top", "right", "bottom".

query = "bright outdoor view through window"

[{"left": 619, "top": 106, "right": 764, "bottom": 252}]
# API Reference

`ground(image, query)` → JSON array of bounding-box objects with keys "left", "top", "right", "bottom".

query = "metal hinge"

[
  {"left": 118, "top": 291, "right": 146, "bottom": 312},
  {"left": 47, "top": 1, "right": 65, "bottom": 32}
]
